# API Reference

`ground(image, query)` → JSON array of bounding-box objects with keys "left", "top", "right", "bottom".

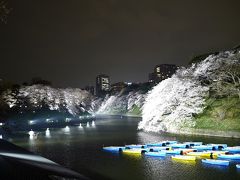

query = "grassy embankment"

[
  {"left": 126, "top": 105, "right": 142, "bottom": 117},
  {"left": 194, "top": 96, "right": 240, "bottom": 132}
]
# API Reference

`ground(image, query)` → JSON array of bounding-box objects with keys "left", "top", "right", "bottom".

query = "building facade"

[
  {"left": 149, "top": 64, "right": 178, "bottom": 83},
  {"left": 96, "top": 74, "right": 110, "bottom": 97},
  {"left": 148, "top": 72, "right": 155, "bottom": 83},
  {"left": 111, "top": 82, "right": 128, "bottom": 94}
]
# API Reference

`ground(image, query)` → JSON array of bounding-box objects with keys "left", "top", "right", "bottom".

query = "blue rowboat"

[
  {"left": 125, "top": 144, "right": 147, "bottom": 149},
  {"left": 202, "top": 159, "right": 229, "bottom": 166},
  {"left": 184, "top": 142, "right": 203, "bottom": 146},
  {"left": 207, "top": 144, "right": 227, "bottom": 150},
  {"left": 146, "top": 143, "right": 167, "bottom": 147},
  {"left": 164, "top": 141, "right": 178, "bottom": 145},
  {"left": 145, "top": 151, "right": 166, "bottom": 157},
  {"left": 236, "top": 164, "right": 240, "bottom": 169},
  {"left": 170, "top": 144, "right": 190, "bottom": 148},
  {"left": 148, "top": 147, "right": 171, "bottom": 152},
  {"left": 162, "top": 148, "right": 195, "bottom": 155},
  {"left": 103, "top": 146, "right": 126, "bottom": 152},
  {"left": 225, "top": 147, "right": 240, "bottom": 153},
  {"left": 218, "top": 154, "right": 240, "bottom": 160},
  {"left": 161, "top": 149, "right": 182, "bottom": 155},
  {"left": 194, "top": 145, "right": 214, "bottom": 151},
  {"left": 147, "top": 141, "right": 177, "bottom": 147}
]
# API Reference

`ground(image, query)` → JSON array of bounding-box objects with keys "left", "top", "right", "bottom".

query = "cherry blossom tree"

[{"left": 138, "top": 50, "right": 240, "bottom": 133}]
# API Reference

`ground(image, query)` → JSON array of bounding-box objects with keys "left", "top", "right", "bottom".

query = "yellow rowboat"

[
  {"left": 172, "top": 155, "right": 196, "bottom": 161},
  {"left": 206, "top": 151, "right": 227, "bottom": 158},
  {"left": 122, "top": 148, "right": 148, "bottom": 155},
  {"left": 187, "top": 152, "right": 216, "bottom": 158},
  {"left": 187, "top": 151, "right": 227, "bottom": 158},
  {"left": 187, "top": 151, "right": 209, "bottom": 156}
]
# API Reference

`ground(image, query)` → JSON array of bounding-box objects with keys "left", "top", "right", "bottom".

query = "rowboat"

[
  {"left": 207, "top": 144, "right": 227, "bottom": 150},
  {"left": 194, "top": 145, "right": 214, "bottom": 151},
  {"left": 125, "top": 144, "right": 147, "bottom": 149},
  {"left": 207, "top": 151, "right": 228, "bottom": 156},
  {"left": 172, "top": 155, "right": 196, "bottom": 161},
  {"left": 161, "top": 149, "right": 182, "bottom": 155},
  {"left": 148, "top": 147, "right": 171, "bottom": 152},
  {"left": 146, "top": 143, "right": 167, "bottom": 147},
  {"left": 218, "top": 154, "right": 240, "bottom": 160},
  {"left": 164, "top": 141, "right": 178, "bottom": 145},
  {"left": 169, "top": 144, "right": 190, "bottom": 148},
  {"left": 103, "top": 146, "right": 126, "bottom": 152},
  {"left": 184, "top": 142, "right": 203, "bottom": 146},
  {"left": 187, "top": 151, "right": 226, "bottom": 158},
  {"left": 187, "top": 151, "right": 211, "bottom": 157},
  {"left": 123, "top": 148, "right": 149, "bottom": 154},
  {"left": 146, "top": 141, "right": 177, "bottom": 147},
  {"left": 161, "top": 149, "right": 195, "bottom": 155},
  {"left": 224, "top": 147, "right": 240, "bottom": 153},
  {"left": 145, "top": 151, "right": 166, "bottom": 157},
  {"left": 202, "top": 159, "right": 229, "bottom": 166}
]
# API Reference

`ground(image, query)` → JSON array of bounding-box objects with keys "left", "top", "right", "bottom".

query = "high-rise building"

[
  {"left": 154, "top": 64, "right": 177, "bottom": 82},
  {"left": 148, "top": 73, "right": 155, "bottom": 83},
  {"left": 96, "top": 74, "right": 110, "bottom": 97},
  {"left": 149, "top": 64, "right": 178, "bottom": 83}
]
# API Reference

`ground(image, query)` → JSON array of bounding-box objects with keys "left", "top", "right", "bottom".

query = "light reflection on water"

[
  {"left": 5, "top": 117, "right": 240, "bottom": 180},
  {"left": 45, "top": 128, "right": 51, "bottom": 138}
]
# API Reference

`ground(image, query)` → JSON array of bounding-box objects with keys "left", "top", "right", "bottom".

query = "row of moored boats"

[{"left": 103, "top": 141, "right": 240, "bottom": 168}]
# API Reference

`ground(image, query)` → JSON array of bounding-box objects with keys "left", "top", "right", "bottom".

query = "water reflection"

[
  {"left": 45, "top": 128, "right": 51, "bottom": 138},
  {"left": 63, "top": 126, "right": 70, "bottom": 134},
  {"left": 137, "top": 131, "right": 177, "bottom": 145},
  {"left": 202, "top": 163, "right": 230, "bottom": 172},
  {"left": 79, "top": 123, "right": 83, "bottom": 128},
  {"left": 28, "top": 130, "right": 37, "bottom": 140},
  {"left": 86, "top": 122, "right": 90, "bottom": 128},
  {"left": 91, "top": 121, "right": 96, "bottom": 127}
]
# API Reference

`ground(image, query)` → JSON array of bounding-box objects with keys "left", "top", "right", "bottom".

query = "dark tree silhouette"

[{"left": 0, "top": 0, "right": 11, "bottom": 24}]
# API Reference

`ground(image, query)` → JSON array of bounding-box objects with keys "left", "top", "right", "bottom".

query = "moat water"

[{"left": 5, "top": 117, "right": 240, "bottom": 180}]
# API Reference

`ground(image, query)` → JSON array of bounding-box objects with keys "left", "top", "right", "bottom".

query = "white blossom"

[{"left": 96, "top": 91, "right": 145, "bottom": 115}]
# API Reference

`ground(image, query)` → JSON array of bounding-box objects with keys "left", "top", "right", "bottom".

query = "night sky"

[{"left": 0, "top": 0, "right": 240, "bottom": 88}]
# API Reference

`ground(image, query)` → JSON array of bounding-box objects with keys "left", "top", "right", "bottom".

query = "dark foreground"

[{"left": 0, "top": 139, "right": 89, "bottom": 180}]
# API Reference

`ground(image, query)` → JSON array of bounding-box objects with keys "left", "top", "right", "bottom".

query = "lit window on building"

[{"left": 102, "top": 78, "right": 109, "bottom": 83}]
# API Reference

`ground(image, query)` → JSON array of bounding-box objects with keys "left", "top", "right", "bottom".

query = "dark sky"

[{"left": 0, "top": 0, "right": 240, "bottom": 88}]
